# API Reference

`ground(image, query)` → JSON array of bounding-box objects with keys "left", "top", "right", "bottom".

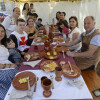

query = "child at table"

[
  {"left": 5, "top": 38, "right": 22, "bottom": 67},
  {"left": 59, "top": 20, "right": 70, "bottom": 41}
]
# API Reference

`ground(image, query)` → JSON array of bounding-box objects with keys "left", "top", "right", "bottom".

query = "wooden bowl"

[
  {"left": 13, "top": 71, "right": 36, "bottom": 90},
  {"left": 56, "top": 46, "right": 70, "bottom": 52},
  {"left": 62, "top": 64, "right": 81, "bottom": 78}
]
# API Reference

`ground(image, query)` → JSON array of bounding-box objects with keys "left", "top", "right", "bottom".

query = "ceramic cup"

[
  {"left": 41, "top": 76, "right": 47, "bottom": 85},
  {"left": 55, "top": 67, "right": 62, "bottom": 81},
  {"left": 34, "top": 46, "right": 38, "bottom": 51},
  {"left": 42, "top": 78, "right": 52, "bottom": 97}
]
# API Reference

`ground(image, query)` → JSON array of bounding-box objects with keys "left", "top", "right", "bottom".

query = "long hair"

[
  {"left": 22, "top": 3, "right": 29, "bottom": 11},
  {"left": 0, "top": 24, "right": 7, "bottom": 46},
  {"left": 56, "top": 11, "right": 61, "bottom": 21},
  {"left": 59, "top": 20, "right": 69, "bottom": 28}
]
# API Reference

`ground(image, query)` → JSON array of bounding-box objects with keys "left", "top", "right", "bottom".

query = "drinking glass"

[
  {"left": 55, "top": 67, "right": 62, "bottom": 81},
  {"left": 42, "top": 78, "right": 52, "bottom": 97}
]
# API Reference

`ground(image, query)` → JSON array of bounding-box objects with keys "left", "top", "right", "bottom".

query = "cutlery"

[
  {"left": 60, "top": 61, "right": 66, "bottom": 66},
  {"left": 50, "top": 75, "right": 54, "bottom": 89},
  {"left": 54, "top": 43, "right": 58, "bottom": 49},
  {"left": 68, "top": 61, "right": 74, "bottom": 73},
  {"left": 34, "top": 77, "right": 39, "bottom": 92},
  {"left": 62, "top": 50, "right": 65, "bottom": 58},
  {"left": 27, "top": 76, "right": 31, "bottom": 91}
]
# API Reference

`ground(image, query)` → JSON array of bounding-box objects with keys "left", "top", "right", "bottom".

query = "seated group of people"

[
  {"left": 0, "top": 7, "right": 100, "bottom": 100},
  {"left": 0, "top": 7, "right": 40, "bottom": 100},
  {"left": 0, "top": 6, "right": 45, "bottom": 100},
  {"left": 55, "top": 11, "right": 100, "bottom": 73},
  {"left": 55, "top": 11, "right": 81, "bottom": 52}
]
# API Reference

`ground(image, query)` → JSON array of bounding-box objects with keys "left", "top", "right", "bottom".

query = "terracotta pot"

[
  {"left": 41, "top": 76, "right": 47, "bottom": 85},
  {"left": 34, "top": 46, "right": 38, "bottom": 51}
]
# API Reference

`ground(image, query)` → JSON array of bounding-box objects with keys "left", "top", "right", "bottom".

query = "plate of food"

[
  {"left": 56, "top": 45, "right": 70, "bottom": 52},
  {"left": 12, "top": 71, "right": 36, "bottom": 90},
  {"left": 53, "top": 38, "right": 64, "bottom": 42},
  {"left": 53, "top": 32, "right": 61, "bottom": 36},
  {"left": 62, "top": 64, "right": 81, "bottom": 78},
  {"left": 45, "top": 51, "right": 59, "bottom": 60},
  {"left": 40, "top": 60, "right": 58, "bottom": 72},
  {"left": 24, "top": 52, "right": 40, "bottom": 61},
  {"left": 42, "top": 35, "right": 49, "bottom": 41},
  {"left": 37, "top": 34, "right": 43, "bottom": 37},
  {"left": 34, "top": 37, "right": 43, "bottom": 43}
]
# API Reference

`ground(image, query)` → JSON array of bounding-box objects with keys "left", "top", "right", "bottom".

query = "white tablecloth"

[{"left": 4, "top": 70, "right": 93, "bottom": 100}]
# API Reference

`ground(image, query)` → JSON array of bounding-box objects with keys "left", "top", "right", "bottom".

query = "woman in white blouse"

[
  {"left": 67, "top": 16, "right": 81, "bottom": 52},
  {"left": 2, "top": 7, "right": 20, "bottom": 38},
  {"left": 0, "top": 24, "right": 18, "bottom": 100}
]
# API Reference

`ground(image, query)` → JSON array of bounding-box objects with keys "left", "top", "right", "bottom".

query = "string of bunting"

[{"left": 6, "top": 0, "right": 91, "bottom": 3}]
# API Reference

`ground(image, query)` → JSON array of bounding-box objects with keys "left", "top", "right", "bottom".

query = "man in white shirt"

[{"left": 59, "top": 16, "right": 100, "bottom": 71}]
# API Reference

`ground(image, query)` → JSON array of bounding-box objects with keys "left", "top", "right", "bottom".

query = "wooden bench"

[{"left": 82, "top": 69, "right": 100, "bottom": 100}]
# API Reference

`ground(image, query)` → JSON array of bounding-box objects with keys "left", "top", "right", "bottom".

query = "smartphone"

[{"left": 92, "top": 88, "right": 100, "bottom": 97}]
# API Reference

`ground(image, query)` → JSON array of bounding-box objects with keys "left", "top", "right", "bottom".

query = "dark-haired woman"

[
  {"left": 22, "top": 3, "right": 29, "bottom": 20},
  {"left": 2, "top": 7, "right": 20, "bottom": 37},
  {"left": 68, "top": 16, "right": 81, "bottom": 52},
  {"left": 0, "top": 24, "right": 18, "bottom": 100},
  {"left": 56, "top": 11, "right": 61, "bottom": 23},
  {"left": 54, "top": 11, "right": 61, "bottom": 31}
]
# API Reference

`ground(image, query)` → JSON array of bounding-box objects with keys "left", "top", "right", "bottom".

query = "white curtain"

[{"left": 4, "top": 0, "right": 100, "bottom": 32}]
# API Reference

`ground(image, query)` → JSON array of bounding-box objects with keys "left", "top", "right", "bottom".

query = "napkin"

[
  {"left": 9, "top": 89, "right": 33, "bottom": 100},
  {"left": 23, "top": 60, "right": 41, "bottom": 68},
  {"left": 66, "top": 79, "right": 84, "bottom": 89},
  {"left": 32, "top": 42, "right": 44, "bottom": 45}
]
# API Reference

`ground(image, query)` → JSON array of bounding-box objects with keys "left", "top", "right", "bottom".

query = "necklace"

[{"left": 28, "top": 26, "right": 34, "bottom": 33}]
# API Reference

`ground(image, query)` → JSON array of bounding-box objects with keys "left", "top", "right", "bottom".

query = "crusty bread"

[{"left": 25, "top": 54, "right": 31, "bottom": 61}]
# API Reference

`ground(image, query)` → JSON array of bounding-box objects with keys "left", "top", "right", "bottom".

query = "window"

[{"left": 0, "top": 2, "right": 6, "bottom": 11}]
